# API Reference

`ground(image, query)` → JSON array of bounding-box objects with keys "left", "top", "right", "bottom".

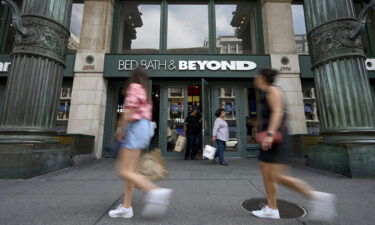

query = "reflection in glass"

[
  {"left": 218, "top": 88, "right": 237, "bottom": 151},
  {"left": 0, "top": 0, "right": 22, "bottom": 53},
  {"left": 292, "top": 5, "right": 309, "bottom": 54},
  {"left": 68, "top": 3, "right": 84, "bottom": 51},
  {"left": 167, "top": 88, "right": 185, "bottom": 152},
  {"left": 70, "top": 3, "right": 84, "bottom": 37},
  {"left": 245, "top": 88, "right": 258, "bottom": 144},
  {"left": 215, "top": 2, "right": 257, "bottom": 54},
  {"left": 118, "top": 1, "right": 160, "bottom": 53},
  {"left": 354, "top": 3, "right": 375, "bottom": 56},
  {"left": 168, "top": 5, "right": 208, "bottom": 54}
]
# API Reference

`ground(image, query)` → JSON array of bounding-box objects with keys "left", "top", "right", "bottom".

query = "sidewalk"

[{"left": 0, "top": 158, "right": 374, "bottom": 225}]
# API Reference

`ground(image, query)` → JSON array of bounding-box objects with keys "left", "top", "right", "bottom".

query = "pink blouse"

[{"left": 124, "top": 83, "right": 152, "bottom": 121}]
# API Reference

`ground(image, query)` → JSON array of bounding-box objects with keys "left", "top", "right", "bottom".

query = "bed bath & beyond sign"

[{"left": 118, "top": 60, "right": 258, "bottom": 71}]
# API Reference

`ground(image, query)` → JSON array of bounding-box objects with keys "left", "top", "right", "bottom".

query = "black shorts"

[{"left": 258, "top": 135, "right": 289, "bottom": 164}]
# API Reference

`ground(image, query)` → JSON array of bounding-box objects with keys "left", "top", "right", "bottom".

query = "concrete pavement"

[{"left": 0, "top": 158, "right": 374, "bottom": 225}]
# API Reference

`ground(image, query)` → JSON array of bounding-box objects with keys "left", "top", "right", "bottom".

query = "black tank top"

[{"left": 259, "top": 86, "right": 287, "bottom": 132}]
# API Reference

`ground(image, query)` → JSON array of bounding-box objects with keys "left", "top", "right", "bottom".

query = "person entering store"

[{"left": 183, "top": 107, "right": 201, "bottom": 160}]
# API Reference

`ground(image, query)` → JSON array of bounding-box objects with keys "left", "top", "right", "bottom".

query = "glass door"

[
  {"left": 202, "top": 78, "right": 211, "bottom": 150},
  {"left": 166, "top": 87, "right": 186, "bottom": 154},
  {"left": 159, "top": 82, "right": 202, "bottom": 157},
  {"left": 211, "top": 85, "right": 242, "bottom": 157}
]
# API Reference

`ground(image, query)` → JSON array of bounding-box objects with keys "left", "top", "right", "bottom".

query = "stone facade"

[
  {"left": 68, "top": 0, "right": 114, "bottom": 158},
  {"left": 67, "top": 0, "right": 310, "bottom": 158},
  {"left": 262, "top": 0, "right": 308, "bottom": 135}
]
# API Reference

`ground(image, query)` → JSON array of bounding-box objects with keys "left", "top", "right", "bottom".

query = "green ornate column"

[
  {"left": 304, "top": 0, "right": 375, "bottom": 177},
  {"left": 0, "top": 0, "right": 73, "bottom": 178}
]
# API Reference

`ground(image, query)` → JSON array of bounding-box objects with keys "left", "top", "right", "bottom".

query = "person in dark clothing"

[
  {"left": 183, "top": 108, "right": 201, "bottom": 160},
  {"left": 251, "top": 68, "right": 336, "bottom": 221}
]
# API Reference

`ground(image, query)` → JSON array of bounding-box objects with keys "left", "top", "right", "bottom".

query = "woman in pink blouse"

[{"left": 109, "top": 67, "right": 172, "bottom": 219}]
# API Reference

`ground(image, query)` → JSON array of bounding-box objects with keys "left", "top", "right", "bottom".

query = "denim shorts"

[{"left": 123, "top": 118, "right": 152, "bottom": 150}]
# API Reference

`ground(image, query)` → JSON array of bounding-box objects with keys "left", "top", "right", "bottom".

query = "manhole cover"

[{"left": 242, "top": 198, "right": 307, "bottom": 219}]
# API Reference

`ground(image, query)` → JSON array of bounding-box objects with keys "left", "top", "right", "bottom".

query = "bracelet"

[{"left": 266, "top": 132, "right": 274, "bottom": 137}]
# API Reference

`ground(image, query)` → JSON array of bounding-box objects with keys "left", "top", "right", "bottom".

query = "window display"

[{"left": 218, "top": 88, "right": 237, "bottom": 151}]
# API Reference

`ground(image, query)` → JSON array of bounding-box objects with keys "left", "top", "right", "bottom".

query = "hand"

[
  {"left": 212, "top": 136, "right": 216, "bottom": 142},
  {"left": 261, "top": 136, "right": 273, "bottom": 151},
  {"left": 115, "top": 130, "right": 124, "bottom": 141}
]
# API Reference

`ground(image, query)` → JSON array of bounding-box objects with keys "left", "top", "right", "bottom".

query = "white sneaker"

[
  {"left": 251, "top": 205, "right": 280, "bottom": 219},
  {"left": 108, "top": 204, "right": 134, "bottom": 218},
  {"left": 309, "top": 191, "right": 337, "bottom": 222},
  {"left": 142, "top": 188, "right": 173, "bottom": 217}
]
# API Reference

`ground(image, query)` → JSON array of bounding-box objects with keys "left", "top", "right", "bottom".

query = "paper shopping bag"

[{"left": 174, "top": 135, "right": 186, "bottom": 152}]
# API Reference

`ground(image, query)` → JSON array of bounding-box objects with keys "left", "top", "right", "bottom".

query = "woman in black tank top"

[{"left": 251, "top": 68, "right": 336, "bottom": 221}]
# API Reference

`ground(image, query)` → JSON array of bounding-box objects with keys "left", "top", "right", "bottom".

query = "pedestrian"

[
  {"left": 212, "top": 108, "right": 229, "bottom": 166},
  {"left": 109, "top": 67, "right": 172, "bottom": 219},
  {"left": 251, "top": 68, "right": 336, "bottom": 221},
  {"left": 183, "top": 108, "right": 201, "bottom": 160}
]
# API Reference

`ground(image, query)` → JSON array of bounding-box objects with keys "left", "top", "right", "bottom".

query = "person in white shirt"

[{"left": 212, "top": 108, "right": 229, "bottom": 166}]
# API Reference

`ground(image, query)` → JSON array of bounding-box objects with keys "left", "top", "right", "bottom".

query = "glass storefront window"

[
  {"left": 117, "top": 1, "right": 160, "bottom": 54},
  {"left": 0, "top": 0, "right": 22, "bottom": 53},
  {"left": 56, "top": 81, "right": 73, "bottom": 133},
  {"left": 69, "top": 2, "right": 84, "bottom": 52},
  {"left": 167, "top": 88, "right": 185, "bottom": 152},
  {"left": 218, "top": 88, "right": 237, "bottom": 151},
  {"left": 245, "top": 88, "right": 258, "bottom": 144},
  {"left": 215, "top": 1, "right": 258, "bottom": 54},
  {"left": 354, "top": 2, "right": 375, "bottom": 57},
  {"left": 292, "top": 4, "right": 309, "bottom": 54},
  {"left": 167, "top": 4, "right": 209, "bottom": 54}
]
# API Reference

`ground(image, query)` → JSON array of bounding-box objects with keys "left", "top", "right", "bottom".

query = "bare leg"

[
  {"left": 272, "top": 164, "right": 314, "bottom": 199},
  {"left": 117, "top": 148, "right": 158, "bottom": 192},
  {"left": 123, "top": 181, "right": 135, "bottom": 208},
  {"left": 260, "top": 162, "right": 278, "bottom": 209}
]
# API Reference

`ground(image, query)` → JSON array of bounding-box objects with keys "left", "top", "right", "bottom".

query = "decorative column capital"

[
  {"left": 308, "top": 19, "right": 365, "bottom": 68},
  {"left": 12, "top": 16, "right": 70, "bottom": 65}
]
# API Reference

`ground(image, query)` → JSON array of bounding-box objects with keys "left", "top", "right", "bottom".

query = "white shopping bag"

[
  {"left": 203, "top": 145, "right": 217, "bottom": 160},
  {"left": 174, "top": 135, "right": 186, "bottom": 152}
]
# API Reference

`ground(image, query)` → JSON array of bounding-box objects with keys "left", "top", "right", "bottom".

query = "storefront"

[
  {"left": 0, "top": 0, "right": 374, "bottom": 159},
  {"left": 101, "top": 55, "right": 270, "bottom": 157}
]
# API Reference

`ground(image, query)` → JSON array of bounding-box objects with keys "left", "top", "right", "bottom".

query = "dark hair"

[
  {"left": 258, "top": 68, "right": 278, "bottom": 84},
  {"left": 215, "top": 108, "right": 225, "bottom": 117},
  {"left": 123, "top": 66, "right": 150, "bottom": 102}
]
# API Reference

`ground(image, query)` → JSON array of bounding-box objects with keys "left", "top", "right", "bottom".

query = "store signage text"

[
  {"left": 118, "top": 60, "right": 257, "bottom": 71},
  {"left": 0, "top": 61, "right": 11, "bottom": 72}
]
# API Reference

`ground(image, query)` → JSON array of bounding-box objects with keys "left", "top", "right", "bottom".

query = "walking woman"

[
  {"left": 109, "top": 67, "right": 172, "bottom": 219},
  {"left": 212, "top": 108, "right": 229, "bottom": 166},
  {"left": 251, "top": 68, "right": 336, "bottom": 221}
]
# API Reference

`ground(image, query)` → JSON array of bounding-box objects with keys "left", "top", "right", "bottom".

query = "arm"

[
  {"left": 261, "top": 86, "right": 284, "bottom": 150},
  {"left": 266, "top": 86, "right": 285, "bottom": 134},
  {"left": 115, "top": 108, "right": 134, "bottom": 141},
  {"left": 212, "top": 119, "right": 219, "bottom": 142}
]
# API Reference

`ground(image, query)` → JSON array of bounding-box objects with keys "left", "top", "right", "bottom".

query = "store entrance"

[
  {"left": 158, "top": 81, "right": 203, "bottom": 157},
  {"left": 102, "top": 79, "right": 261, "bottom": 158}
]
